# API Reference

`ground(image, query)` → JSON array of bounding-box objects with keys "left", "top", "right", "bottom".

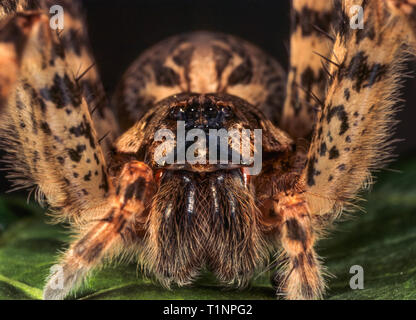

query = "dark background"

[{"left": 0, "top": 0, "right": 415, "bottom": 193}]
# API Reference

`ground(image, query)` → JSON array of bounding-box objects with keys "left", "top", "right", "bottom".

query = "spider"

[{"left": 0, "top": 0, "right": 415, "bottom": 300}]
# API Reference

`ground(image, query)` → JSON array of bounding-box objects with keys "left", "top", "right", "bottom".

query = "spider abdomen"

[{"left": 114, "top": 31, "right": 287, "bottom": 130}]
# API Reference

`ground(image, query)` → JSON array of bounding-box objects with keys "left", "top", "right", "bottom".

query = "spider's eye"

[
  {"left": 185, "top": 103, "right": 200, "bottom": 120},
  {"left": 220, "top": 106, "right": 233, "bottom": 119},
  {"left": 203, "top": 101, "right": 218, "bottom": 119},
  {"left": 169, "top": 106, "right": 185, "bottom": 120}
]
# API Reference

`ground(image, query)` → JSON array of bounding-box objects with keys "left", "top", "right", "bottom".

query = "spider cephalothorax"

[
  {"left": 0, "top": 0, "right": 415, "bottom": 300},
  {"left": 110, "top": 91, "right": 294, "bottom": 288}
]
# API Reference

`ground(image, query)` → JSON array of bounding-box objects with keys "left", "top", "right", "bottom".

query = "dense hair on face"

[{"left": 141, "top": 169, "right": 268, "bottom": 288}]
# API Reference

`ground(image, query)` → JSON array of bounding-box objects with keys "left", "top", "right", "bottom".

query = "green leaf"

[{"left": 1, "top": 158, "right": 416, "bottom": 300}]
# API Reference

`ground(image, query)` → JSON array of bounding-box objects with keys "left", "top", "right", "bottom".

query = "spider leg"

[
  {"left": 43, "top": 161, "right": 154, "bottom": 300},
  {"left": 303, "top": 0, "right": 416, "bottom": 217},
  {"left": 0, "top": 12, "right": 35, "bottom": 110},
  {"left": 264, "top": 0, "right": 415, "bottom": 300},
  {"left": 262, "top": 1, "right": 416, "bottom": 300},
  {"left": 268, "top": 193, "right": 324, "bottom": 300},
  {"left": 0, "top": 0, "right": 119, "bottom": 155},
  {"left": 386, "top": 0, "right": 416, "bottom": 43},
  {"left": 52, "top": 0, "right": 119, "bottom": 154},
  {"left": 0, "top": 11, "right": 111, "bottom": 225},
  {"left": 280, "top": 0, "right": 335, "bottom": 139}
]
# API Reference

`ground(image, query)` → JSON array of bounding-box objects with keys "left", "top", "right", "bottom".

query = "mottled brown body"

[
  {"left": 0, "top": 0, "right": 415, "bottom": 300},
  {"left": 114, "top": 31, "right": 286, "bottom": 130}
]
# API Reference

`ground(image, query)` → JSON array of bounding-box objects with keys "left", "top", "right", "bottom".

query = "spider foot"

[{"left": 276, "top": 195, "right": 325, "bottom": 300}]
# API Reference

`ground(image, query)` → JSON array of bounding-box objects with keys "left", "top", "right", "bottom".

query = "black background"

[{"left": 0, "top": 0, "right": 415, "bottom": 193}]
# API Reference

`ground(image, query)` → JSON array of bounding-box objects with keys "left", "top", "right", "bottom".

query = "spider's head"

[
  {"left": 109, "top": 92, "right": 294, "bottom": 285},
  {"left": 111, "top": 92, "right": 292, "bottom": 176}
]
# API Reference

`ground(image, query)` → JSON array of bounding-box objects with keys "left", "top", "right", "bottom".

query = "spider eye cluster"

[{"left": 168, "top": 99, "right": 234, "bottom": 131}]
